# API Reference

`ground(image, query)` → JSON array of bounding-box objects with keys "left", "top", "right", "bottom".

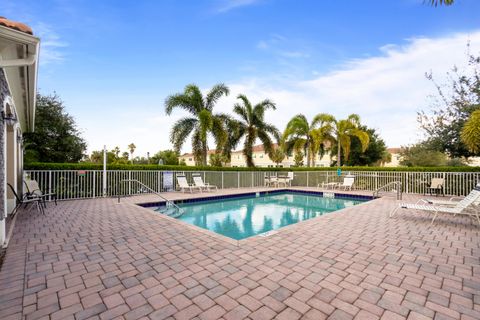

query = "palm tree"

[
  {"left": 317, "top": 113, "right": 369, "bottom": 166},
  {"left": 128, "top": 143, "right": 136, "bottom": 163},
  {"left": 461, "top": 110, "right": 480, "bottom": 153},
  {"left": 282, "top": 114, "right": 333, "bottom": 167},
  {"left": 228, "top": 94, "right": 280, "bottom": 167},
  {"left": 427, "top": 0, "right": 454, "bottom": 6},
  {"left": 165, "top": 84, "right": 230, "bottom": 166}
]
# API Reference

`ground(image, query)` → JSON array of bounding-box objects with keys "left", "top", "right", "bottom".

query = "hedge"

[{"left": 24, "top": 162, "right": 480, "bottom": 172}]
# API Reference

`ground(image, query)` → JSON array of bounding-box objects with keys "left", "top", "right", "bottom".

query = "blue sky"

[{"left": 2, "top": 0, "right": 480, "bottom": 156}]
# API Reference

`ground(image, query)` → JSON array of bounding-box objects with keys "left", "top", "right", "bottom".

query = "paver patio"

[{"left": 0, "top": 188, "right": 479, "bottom": 320}]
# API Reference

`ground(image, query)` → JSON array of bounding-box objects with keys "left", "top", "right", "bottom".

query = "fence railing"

[{"left": 24, "top": 170, "right": 480, "bottom": 201}]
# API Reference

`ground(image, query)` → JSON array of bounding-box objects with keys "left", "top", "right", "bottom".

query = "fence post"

[
  {"left": 128, "top": 171, "right": 132, "bottom": 195},
  {"left": 48, "top": 170, "right": 52, "bottom": 202},
  {"left": 92, "top": 171, "right": 96, "bottom": 198},
  {"left": 238, "top": 172, "right": 240, "bottom": 189},
  {"left": 103, "top": 145, "right": 107, "bottom": 197},
  {"left": 307, "top": 171, "right": 309, "bottom": 187},
  {"left": 222, "top": 172, "right": 224, "bottom": 189},
  {"left": 251, "top": 172, "right": 254, "bottom": 188},
  {"left": 405, "top": 172, "right": 408, "bottom": 194}
]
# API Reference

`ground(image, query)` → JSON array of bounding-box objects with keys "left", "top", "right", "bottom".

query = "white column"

[
  {"left": 6, "top": 124, "right": 17, "bottom": 215},
  {"left": 1, "top": 122, "right": 6, "bottom": 245}
]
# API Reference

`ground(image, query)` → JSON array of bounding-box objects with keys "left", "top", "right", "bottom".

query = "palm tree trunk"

[
  {"left": 202, "top": 142, "right": 208, "bottom": 166},
  {"left": 306, "top": 143, "right": 311, "bottom": 167},
  {"left": 337, "top": 141, "right": 341, "bottom": 166}
]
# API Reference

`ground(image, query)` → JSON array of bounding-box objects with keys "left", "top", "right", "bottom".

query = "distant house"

[
  {"left": 179, "top": 150, "right": 219, "bottom": 166},
  {"left": 383, "top": 147, "right": 403, "bottom": 167},
  {"left": 180, "top": 144, "right": 333, "bottom": 168},
  {"left": 0, "top": 17, "right": 40, "bottom": 246}
]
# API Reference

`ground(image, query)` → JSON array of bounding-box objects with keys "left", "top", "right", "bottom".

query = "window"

[{"left": 188, "top": 158, "right": 192, "bottom": 161}]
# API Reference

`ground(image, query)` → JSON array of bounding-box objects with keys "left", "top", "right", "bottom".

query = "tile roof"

[
  {"left": 0, "top": 17, "right": 33, "bottom": 35},
  {"left": 387, "top": 147, "right": 403, "bottom": 154}
]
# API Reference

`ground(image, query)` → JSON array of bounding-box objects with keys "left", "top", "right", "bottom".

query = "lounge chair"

[
  {"left": 24, "top": 179, "right": 57, "bottom": 207},
  {"left": 425, "top": 178, "right": 445, "bottom": 196},
  {"left": 320, "top": 175, "right": 355, "bottom": 190},
  {"left": 390, "top": 184, "right": 480, "bottom": 224},
  {"left": 265, "top": 175, "right": 278, "bottom": 187},
  {"left": 176, "top": 175, "right": 202, "bottom": 193},
  {"left": 285, "top": 172, "right": 294, "bottom": 186},
  {"left": 417, "top": 183, "right": 480, "bottom": 207},
  {"left": 7, "top": 183, "right": 45, "bottom": 215},
  {"left": 338, "top": 175, "right": 355, "bottom": 190},
  {"left": 193, "top": 174, "right": 217, "bottom": 192}
]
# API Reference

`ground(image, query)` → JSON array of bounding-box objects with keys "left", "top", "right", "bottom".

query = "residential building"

[
  {"left": 179, "top": 144, "right": 333, "bottom": 167},
  {"left": 179, "top": 150, "right": 218, "bottom": 166},
  {"left": 0, "top": 17, "right": 40, "bottom": 246},
  {"left": 384, "top": 147, "right": 403, "bottom": 167}
]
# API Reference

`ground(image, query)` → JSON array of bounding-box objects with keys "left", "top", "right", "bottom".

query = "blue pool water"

[{"left": 154, "top": 192, "right": 367, "bottom": 240}]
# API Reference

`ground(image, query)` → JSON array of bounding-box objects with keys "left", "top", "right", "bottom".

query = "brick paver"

[{"left": 0, "top": 189, "right": 479, "bottom": 320}]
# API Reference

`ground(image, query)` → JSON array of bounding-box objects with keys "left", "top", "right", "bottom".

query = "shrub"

[{"left": 24, "top": 162, "right": 480, "bottom": 172}]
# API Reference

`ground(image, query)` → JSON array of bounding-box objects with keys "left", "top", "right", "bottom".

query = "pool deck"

[{"left": 1, "top": 187, "right": 479, "bottom": 320}]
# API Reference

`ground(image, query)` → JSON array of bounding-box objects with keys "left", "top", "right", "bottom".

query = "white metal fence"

[{"left": 24, "top": 170, "right": 480, "bottom": 201}]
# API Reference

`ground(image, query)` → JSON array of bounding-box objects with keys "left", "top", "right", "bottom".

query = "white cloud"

[
  {"left": 212, "top": 30, "right": 480, "bottom": 149},
  {"left": 215, "top": 0, "right": 262, "bottom": 13},
  {"left": 35, "top": 22, "right": 68, "bottom": 65},
  {"left": 82, "top": 30, "right": 480, "bottom": 157}
]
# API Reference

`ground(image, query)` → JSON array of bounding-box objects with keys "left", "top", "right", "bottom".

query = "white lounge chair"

[
  {"left": 390, "top": 184, "right": 480, "bottom": 225},
  {"left": 286, "top": 172, "right": 294, "bottom": 186},
  {"left": 176, "top": 175, "right": 202, "bottom": 193},
  {"left": 417, "top": 183, "right": 480, "bottom": 207},
  {"left": 193, "top": 174, "right": 217, "bottom": 192},
  {"left": 338, "top": 175, "right": 355, "bottom": 191},
  {"left": 265, "top": 175, "right": 278, "bottom": 187},
  {"left": 320, "top": 175, "right": 355, "bottom": 190}
]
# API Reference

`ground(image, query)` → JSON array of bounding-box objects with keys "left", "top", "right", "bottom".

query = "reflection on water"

[{"left": 178, "top": 193, "right": 365, "bottom": 240}]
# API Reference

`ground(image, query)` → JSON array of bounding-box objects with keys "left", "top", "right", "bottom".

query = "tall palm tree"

[
  {"left": 461, "top": 109, "right": 480, "bottom": 153},
  {"left": 317, "top": 113, "right": 370, "bottom": 166},
  {"left": 228, "top": 94, "right": 280, "bottom": 167},
  {"left": 128, "top": 143, "right": 136, "bottom": 163},
  {"left": 165, "top": 84, "right": 230, "bottom": 166},
  {"left": 282, "top": 114, "right": 333, "bottom": 167}
]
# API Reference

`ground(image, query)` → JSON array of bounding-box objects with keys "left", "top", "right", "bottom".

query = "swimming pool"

[{"left": 142, "top": 191, "right": 370, "bottom": 240}]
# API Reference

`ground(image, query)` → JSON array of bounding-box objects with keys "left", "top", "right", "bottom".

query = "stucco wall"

[{"left": 0, "top": 69, "right": 9, "bottom": 220}]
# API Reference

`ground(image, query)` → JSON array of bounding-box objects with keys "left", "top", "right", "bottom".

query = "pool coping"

[{"left": 131, "top": 188, "right": 378, "bottom": 246}]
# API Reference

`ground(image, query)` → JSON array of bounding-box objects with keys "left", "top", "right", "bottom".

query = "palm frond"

[
  {"left": 426, "top": 0, "right": 454, "bottom": 7},
  {"left": 351, "top": 128, "right": 370, "bottom": 152},
  {"left": 205, "top": 83, "right": 230, "bottom": 110},
  {"left": 169, "top": 117, "right": 197, "bottom": 152},
  {"left": 461, "top": 110, "right": 480, "bottom": 153},
  {"left": 311, "top": 113, "right": 336, "bottom": 128},
  {"left": 164, "top": 93, "right": 197, "bottom": 115},
  {"left": 233, "top": 104, "right": 249, "bottom": 123}
]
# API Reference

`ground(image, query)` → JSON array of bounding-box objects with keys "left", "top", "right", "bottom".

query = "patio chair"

[
  {"left": 337, "top": 175, "right": 355, "bottom": 191},
  {"left": 286, "top": 172, "right": 294, "bottom": 186},
  {"left": 7, "top": 183, "right": 45, "bottom": 215},
  {"left": 390, "top": 184, "right": 480, "bottom": 225},
  {"left": 264, "top": 175, "right": 278, "bottom": 187},
  {"left": 24, "top": 179, "right": 57, "bottom": 207},
  {"left": 417, "top": 183, "right": 480, "bottom": 207},
  {"left": 192, "top": 174, "right": 217, "bottom": 192},
  {"left": 425, "top": 178, "right": 445, "bottom": 196},
  {"left": 176, "top": 175, "right": 202, "bottom": 193}
]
